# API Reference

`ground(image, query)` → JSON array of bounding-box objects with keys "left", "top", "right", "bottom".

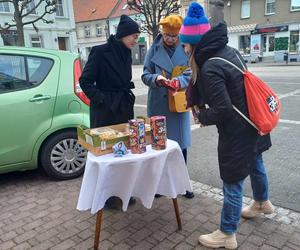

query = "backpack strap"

[
  {"left": 208, "top": 56, "right": 259, "bottom": 132},
  {"left": 209, "top": 57, "right": 245, "bottom": 74},
  {"left": 232, "top": 105, "right": 259, "bottom": 131}
]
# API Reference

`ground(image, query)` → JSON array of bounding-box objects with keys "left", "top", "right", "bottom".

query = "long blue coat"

[{"left": 141, "top": 35, "right": 191, "bottom": 150}]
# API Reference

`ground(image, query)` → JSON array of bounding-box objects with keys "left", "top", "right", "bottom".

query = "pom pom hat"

[
  {"left": 159, "top": 15, "right": 183, "bottom": 35},
  {"left": 179, "top": 2, "right": 211, "bottom": 44}
]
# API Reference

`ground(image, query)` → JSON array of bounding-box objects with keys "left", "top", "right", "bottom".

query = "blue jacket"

[{"left": 141, "top": 35, "right": 191, "bottom": 150}]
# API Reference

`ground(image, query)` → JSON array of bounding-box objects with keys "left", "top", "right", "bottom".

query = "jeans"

[
  {"left": 220, "top": 153, "right": 269, "bottom": 234},
  {"left": 250, "top": 153, "right": 269, "bottom": 201}
]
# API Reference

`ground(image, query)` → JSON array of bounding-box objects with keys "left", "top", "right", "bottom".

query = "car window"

[
  {"left": 0, "top": 54, "right": 53, "bottom": 94},
  {"left": 27, "top": 57, "right": 53, "bottom": 85}
]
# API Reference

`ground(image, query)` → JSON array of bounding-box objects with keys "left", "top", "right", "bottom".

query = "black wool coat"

[
  {"left": 194, "top": 23, "right": 259, "bottom": 183},
  {"left": 79, "top": 35, "right": 135, "bottom": 128}
]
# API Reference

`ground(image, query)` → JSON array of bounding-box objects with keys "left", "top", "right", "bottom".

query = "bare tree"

[
  {"left": 127, "top": 0, "right": 181, "bottom": 40},
  {"left": 208, "top": 0, "right": 225, "bottom": 27},
  {"left": 0, "top": 0, "right": 56, "bottom": 46}
]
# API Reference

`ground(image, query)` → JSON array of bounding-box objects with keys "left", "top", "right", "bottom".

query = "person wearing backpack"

[{"left": 179, "top": 2, "right": 261, "bottom": 249}]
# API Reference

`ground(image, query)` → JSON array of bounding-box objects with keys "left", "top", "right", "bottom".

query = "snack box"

[{"left": 77, "top": 123, "right": 151, "bottom": 156}]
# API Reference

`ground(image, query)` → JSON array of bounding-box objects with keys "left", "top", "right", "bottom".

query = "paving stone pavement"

[{"left": 0, "top": 172, "right": 300, "bottom": 250}]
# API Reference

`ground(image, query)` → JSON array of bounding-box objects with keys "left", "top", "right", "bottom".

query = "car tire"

[{"left": 40, "top": 130, "right": 87, "bottom": 180}]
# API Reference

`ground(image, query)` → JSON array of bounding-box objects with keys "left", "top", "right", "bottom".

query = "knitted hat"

[
  {"left": 159, "top": 15, "right": 183, "bottom": 35},
  {"left": 116, "top": 15, "right": 140, "bottom": 39},
  {"left": 179, "top": 2, "right": 211, "bottom": 44}
]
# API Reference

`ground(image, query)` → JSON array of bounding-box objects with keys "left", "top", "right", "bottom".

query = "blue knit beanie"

[{"left": 179, "top": 2, "right": 211, "bottom": 44}]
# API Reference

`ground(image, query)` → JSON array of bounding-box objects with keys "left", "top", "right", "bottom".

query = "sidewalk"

[{"left": 0, "top": 171, "right": 300, "bottom": 250}]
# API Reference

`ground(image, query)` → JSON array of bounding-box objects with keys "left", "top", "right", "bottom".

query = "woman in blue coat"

[{"left": 141, "top": 15, "right": 193, "bottom": 198}]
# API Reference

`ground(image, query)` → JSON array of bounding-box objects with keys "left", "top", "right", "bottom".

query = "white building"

[{"left": 0, "top": 0, "right": 77, "bottom": 52}]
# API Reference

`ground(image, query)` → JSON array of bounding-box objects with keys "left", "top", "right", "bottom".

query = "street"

[{"left": 132, "top": 63, "right": 300, "bottom": 213}]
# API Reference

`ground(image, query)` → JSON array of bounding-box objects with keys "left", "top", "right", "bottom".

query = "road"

[{"left": 132, "top": 63, "right": 300, "bottom": 213}]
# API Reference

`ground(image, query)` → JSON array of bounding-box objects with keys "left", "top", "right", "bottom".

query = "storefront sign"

[
  {"left": 251, "top": 34, "right": 261, "bottom": 54},
  {"left": 251, "top": 25, "right": 288, "bottom": 34}
]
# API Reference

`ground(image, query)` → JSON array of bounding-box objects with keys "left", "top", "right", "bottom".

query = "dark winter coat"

[
  {"left": 194, "top": 23, "right": 259, "bottom": 183},
  {"left": 79, "top": 35, "right": 135, "bottom": 128}
]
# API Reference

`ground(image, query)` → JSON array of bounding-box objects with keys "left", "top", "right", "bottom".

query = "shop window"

[
  {"left": 290, "top": 30, "right": 299, "bottom": 52},
  {"left": 239, "top": 35, "right": 250, "bottom": 54},
  {"left": 291, "top": 0, "right": 300, "bottom": 11},
  {"left": 0, "top": 2, "right": 10, "bottom": 12},
  {"left": 262, "top": 35, "right": 267, "bottom": 52},
  {"left": 241, "top": 0, "right": 250, "bottom": 19},
  {"left": 265, "top": 0, "right": 275, "bottom": 15},
  {"left": 269, "top": 36, "right": 275, "bottom": 52}
]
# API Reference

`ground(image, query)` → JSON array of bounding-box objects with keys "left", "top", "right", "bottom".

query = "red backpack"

[{"left": 209, "top": 56, "right": 281, "bottom": 135}]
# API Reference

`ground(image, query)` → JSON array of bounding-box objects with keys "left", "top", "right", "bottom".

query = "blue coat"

[{"left": 141, "top": 35, "right": 191, "bottom": 150}]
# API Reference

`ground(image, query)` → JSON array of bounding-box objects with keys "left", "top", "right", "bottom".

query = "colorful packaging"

[
  {"left": 150, "top": 116, "right": 167, "bottom": 150},
  {"left": 129, "top": 119, "right": 146, "bottom": 154}
]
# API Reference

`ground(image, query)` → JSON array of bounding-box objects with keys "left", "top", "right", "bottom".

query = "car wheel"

[{"left": 40, "top": 130, "right": 87, "bottom": 180}]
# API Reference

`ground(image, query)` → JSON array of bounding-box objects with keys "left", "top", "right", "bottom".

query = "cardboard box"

[{"left": 77, "top": 123, "right": 151, "bottom": 156}]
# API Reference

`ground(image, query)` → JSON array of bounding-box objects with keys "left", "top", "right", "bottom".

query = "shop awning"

[{"left": 227, "top": 23, "right": 257, "bottom": 33}]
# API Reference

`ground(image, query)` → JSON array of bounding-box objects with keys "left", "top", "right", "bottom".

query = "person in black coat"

[
  {"left": 179, "top": 3, "right": 264, "bottom": 248},
  {"left": 80, "top": 15, "right": 140, "bottom": 128},
  {"left": 79, "top": 15, "right": 140, "bottom": 209}
]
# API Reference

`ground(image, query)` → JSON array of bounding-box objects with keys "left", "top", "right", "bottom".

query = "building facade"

[
  {"left": 224, "top": 0, "right": 300, "bottom": 62},
  {"left": 73, "top": 0, "right": 148, "bottom": 64},
  {"left": 180, "top": 0, "right": 208, "bottom": 17},
  {"left": 0, "top": 0, "right": 77, "bottom": 52}
]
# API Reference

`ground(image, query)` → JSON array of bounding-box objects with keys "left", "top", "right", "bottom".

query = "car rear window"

[{"left": 0, "top": 54, "right": 53, "bottom": 94}]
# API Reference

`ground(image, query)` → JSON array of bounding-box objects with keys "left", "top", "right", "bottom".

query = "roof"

[
  {"left": 227, "top": 23, "right": 257, "bottom": 33},
  {"left": 73, "top": 0, "right": 120, "bottom": 23},
  {"left": 110, "top": 0, "right": 139, "bottom": 18}
]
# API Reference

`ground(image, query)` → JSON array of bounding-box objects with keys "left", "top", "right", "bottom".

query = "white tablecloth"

[{"left": 77, "top": 139, "right": 192, "bottom": 213}]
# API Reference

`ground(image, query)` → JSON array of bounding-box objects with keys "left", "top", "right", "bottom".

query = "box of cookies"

[{"left": 77, "top": 122, "right": 151, "bottom": 156}]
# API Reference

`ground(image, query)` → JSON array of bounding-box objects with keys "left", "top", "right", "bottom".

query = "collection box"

[{"left": 77, "top": 122, "right": 151, "bottom": 156}]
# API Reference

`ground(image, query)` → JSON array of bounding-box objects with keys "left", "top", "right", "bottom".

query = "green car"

[{"left": 0, "top": 46, "right": 90, "bottom": 179}]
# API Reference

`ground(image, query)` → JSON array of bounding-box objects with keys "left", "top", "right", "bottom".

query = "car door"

[{"left": 0, "top": 52, "right": 59, "bottom": 167}]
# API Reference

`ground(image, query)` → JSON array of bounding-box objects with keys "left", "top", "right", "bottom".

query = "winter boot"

[
  {"left": 198, "top": 229, "right": 237, "bottom": 249},
  {"left": 242, "top": 200, "right": 274, "bottom": 219}
]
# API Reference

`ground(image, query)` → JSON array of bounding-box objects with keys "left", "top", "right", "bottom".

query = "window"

[
  {"left": 265, "top": 0, "right": 275, "bottom": 15},
  {"left": 0, "top": 2, "right": 10, "bottom": 12},
  {"left": 241, "top": 0, "right": 250, "bottom": 19},
  {"left": 31, "top": 36, "right": 43, "bottom": 47},
  {"left": 2, "top": 30, "right": 17, "bottom": 46},
  {"left": 269, "top": 36, "right": 275, "bottom": 52},
  {"left": 96, "top": 24, "right": 102, "bottom": 37},
  {"left": 84, "top": 26, "right": 90, "bottom": 37},
  {"left": 239, "top": 35, "right": 250, "bottom": 54},
  {"left": 26, "top": 0, "right": 36, "bottom": 14},
  {"left": 290, "top": 30, "right": 299, "bottom": 52},
  {"left": 27, "top": 57, "right": 54, "bottom": 85},
  {"left": 0, "top": 55, "right": 53, "bottom": 93},
  {"left": 56, "top": 0, "right": 64, "bottom": 17},
  {"left": 291, "top": 0, "right": 300, "bottom": 11}
]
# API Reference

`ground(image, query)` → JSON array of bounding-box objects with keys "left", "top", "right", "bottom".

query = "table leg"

[
  {"left": 94, "top": 209, "right": 103, "bottom": 250},
  {"left": 172, "top": 198, "right": 182, "bottom": 230}
]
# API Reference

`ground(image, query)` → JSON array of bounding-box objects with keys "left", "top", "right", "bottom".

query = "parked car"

[
  {"left": 241, "top": 53, "right": 262, "bottom": 63},
  {"left": 0, "top": 46, "right": 90, "bottom": 179}
]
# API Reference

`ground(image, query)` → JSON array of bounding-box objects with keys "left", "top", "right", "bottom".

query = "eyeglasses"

[{"left": 163, "top": 33, "right": 178, "bottom": 40}]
